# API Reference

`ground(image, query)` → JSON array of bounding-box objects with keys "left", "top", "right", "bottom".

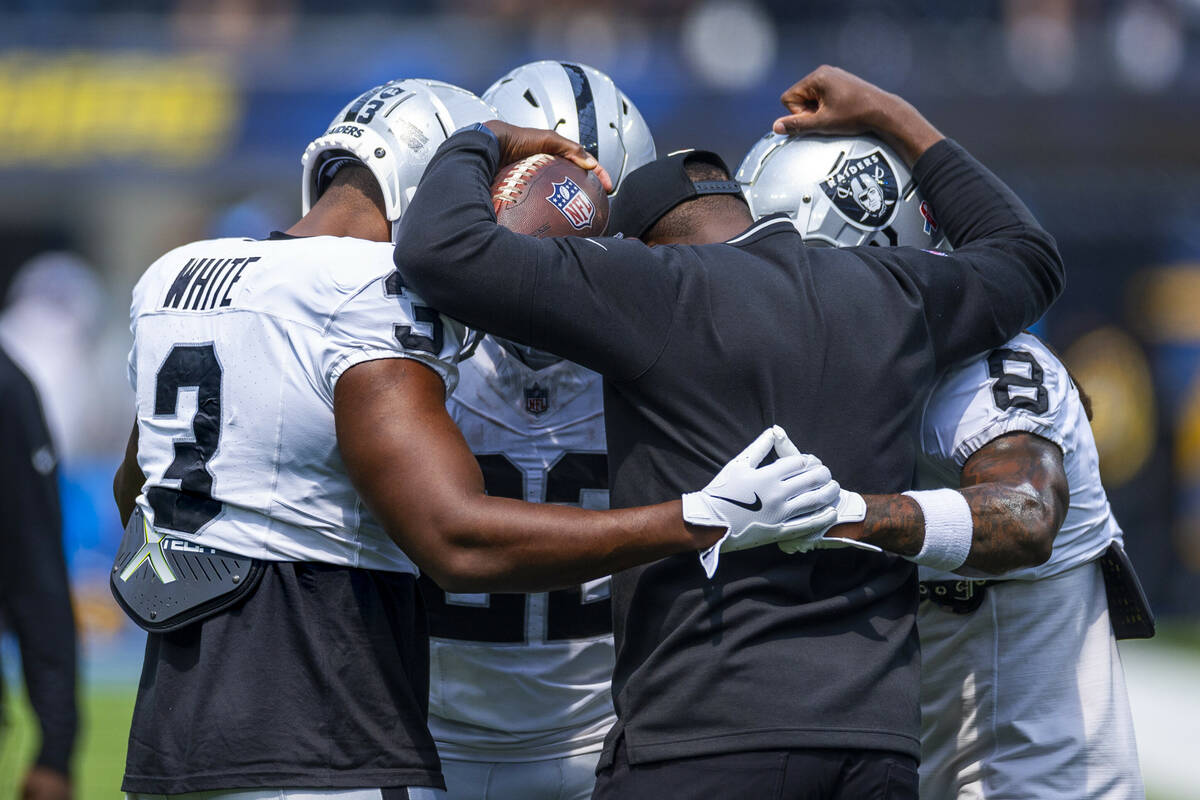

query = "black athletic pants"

[{"left": 592, "top": 737, "right": 918, "bottom": 800}]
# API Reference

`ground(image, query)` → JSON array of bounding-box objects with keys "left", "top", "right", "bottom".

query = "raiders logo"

[{"left": 820, "top": 150, "right": 899, "bottom": 228}]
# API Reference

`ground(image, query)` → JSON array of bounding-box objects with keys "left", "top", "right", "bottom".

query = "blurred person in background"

[
  {"left": 739, "top": 131, "right": 1148, "bottom": 799},
  {"left": 417, "top": 61, "right": 656, "bottom": 800},
  {"left": 0, "top": 342, "right": 78, "bottom": 800},
  {"left": 0, "top": 252, "right": 129, "bottom": 463}
]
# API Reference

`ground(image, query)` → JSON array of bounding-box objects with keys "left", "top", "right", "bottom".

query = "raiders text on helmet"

[
  {"left": 736, "top": 133, "right": 950, "bottom": 250},
  {"left": 301, "top": 79, "right": 497, "bottom": 240},
  {"left": 483, "top": 61, "right": 656, "bottom": 196}
]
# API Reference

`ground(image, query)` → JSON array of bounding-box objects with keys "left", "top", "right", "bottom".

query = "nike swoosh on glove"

[{"left": 683, "top": 426, "right": 841, "bottom": 578}]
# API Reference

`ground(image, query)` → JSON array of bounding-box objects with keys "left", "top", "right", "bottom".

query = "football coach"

[{"left": 395, "top": 66, "right": 1064, "bottom": 799}]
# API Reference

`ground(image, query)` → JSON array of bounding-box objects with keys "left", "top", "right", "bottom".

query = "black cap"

[{"left": 609, "top": 149, "right": 746, "bottom": 239}]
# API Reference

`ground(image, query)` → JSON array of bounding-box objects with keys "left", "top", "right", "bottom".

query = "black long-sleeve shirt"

[
  {"left": 0, "top": 345, "right": 78, "bottom": 776},
  {"left": 395, "top": 131, "right": 1064, "bottom": 765}
]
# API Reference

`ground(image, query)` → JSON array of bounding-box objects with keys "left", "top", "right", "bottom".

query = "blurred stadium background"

[{"left": 1, "top": 0, "right": 1199, "bottom": 797}]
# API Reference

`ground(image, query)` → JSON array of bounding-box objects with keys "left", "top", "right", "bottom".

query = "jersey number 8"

[{"left": 988, "top": 348, "right": 1049, "bottom": 415}]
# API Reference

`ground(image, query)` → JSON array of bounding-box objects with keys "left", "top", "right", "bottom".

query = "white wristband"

[{"left": 902, "top": 489, "right": 973, "bottom": 571}]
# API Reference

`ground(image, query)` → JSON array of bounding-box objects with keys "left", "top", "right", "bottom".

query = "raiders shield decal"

[{"left": 820, "top": 150, "right": 899, "bottom": 228}]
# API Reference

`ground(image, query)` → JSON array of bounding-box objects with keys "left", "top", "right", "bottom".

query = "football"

[{"left": 491, "top": 154, "right": 610, "bottom": 238}]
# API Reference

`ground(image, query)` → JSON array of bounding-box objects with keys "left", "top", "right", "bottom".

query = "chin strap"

[{"left": 315, "top": 156, "right": 359, "bottom": 200}]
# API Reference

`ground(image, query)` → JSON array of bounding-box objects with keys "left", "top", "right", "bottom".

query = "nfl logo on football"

[
  {"left": 546, "top": 177, "right": 596, "bottom": 230},
  {"left": 525, "top": 383, "right": 549, "bottom": 415}
]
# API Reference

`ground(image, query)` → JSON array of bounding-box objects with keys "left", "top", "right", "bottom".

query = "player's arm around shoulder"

[
  {"left": 335, "top": 359, "right": 842, "bottom": 591},
  {"left": 823, "top": 433, "right": 1067, "bottom": 575},
  {"left": 333, "top": 356, "right": 707, "bottom": 593}
]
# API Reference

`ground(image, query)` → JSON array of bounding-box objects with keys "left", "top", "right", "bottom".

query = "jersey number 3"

[
  {"left": 145, "top": 343, "right": 224, "bottom": 534},
  {"left": 386, "top": 270, "right": 442, "bottom": 354}
]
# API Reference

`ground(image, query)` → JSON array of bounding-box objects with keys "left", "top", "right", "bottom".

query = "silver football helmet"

[
  {"left": 301, "top": 79, "right": 497, "bottom": 240},
  {"left": 483, "top": 61, "right": 656, "bottom": 196},
  {"left": 736, "top": 133, "right": 950, "bottom": 250}
]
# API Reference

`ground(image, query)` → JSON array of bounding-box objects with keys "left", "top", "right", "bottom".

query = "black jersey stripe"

[{"left": 560, "top": 62, "right": 599, "bottom": 160}]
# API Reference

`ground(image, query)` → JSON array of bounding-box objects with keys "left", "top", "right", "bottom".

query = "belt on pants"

[{"left": 918, "top": 578, "right": 1009, "bottom": 615}]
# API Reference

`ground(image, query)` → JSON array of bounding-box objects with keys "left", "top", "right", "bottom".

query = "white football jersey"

[
  {"left": 127, "top": 234, "right": 459, "bottom": 573},
  {"left": 916, "top": 332, "right": 1123, "bottom": 582},
  {"left": 424, "top": 336, "right": 615, "bottom": 762}
]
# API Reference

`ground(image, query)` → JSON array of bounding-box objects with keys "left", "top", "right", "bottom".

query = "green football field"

[{"left": 0, "top": 683, "right": 134, "bottom": 799}]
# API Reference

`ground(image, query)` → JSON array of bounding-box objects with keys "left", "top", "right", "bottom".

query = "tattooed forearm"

[
  {"left": 956, "top": 432, "right": 1068, "bottom": 573},
  {"left": 839, "top": 494, "right": 924, "bottom": 557},
  {"left": 827, "top": 432, "right": 1068, "bottom": 574}
]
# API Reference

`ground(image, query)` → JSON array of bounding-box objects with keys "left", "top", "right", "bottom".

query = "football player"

[
  {"left": 111, "top": 79, "right": 840, "bottom": 799},
  {"left": 739, "top": 131, "right": 1148, "bottom": 798},
  {"left": 417, "top": 62, "right": 655, "bottom": 800}
]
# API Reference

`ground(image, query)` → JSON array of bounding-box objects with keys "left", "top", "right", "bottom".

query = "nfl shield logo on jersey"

[
  {"left": 820, "top": 150, "right": 899, "bottom": 228},
  {"left": 546, "top": 178, "right": 596, "bottom": 230},
  {"left": 525, "top": 383, "right": 549, "bottom": 415}
]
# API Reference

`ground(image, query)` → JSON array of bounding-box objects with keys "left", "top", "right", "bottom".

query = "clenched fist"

[{"left": 773, "top": 65, "right": 943, "bottom": 166}]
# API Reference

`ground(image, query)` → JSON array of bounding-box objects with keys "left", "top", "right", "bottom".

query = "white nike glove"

[
  {"left": 768, "top": 437, "right": 879, "bottom": 556},
  {"left": 683, "top": 426, "right": 841, "bottom": 578},
  {"left": 777, "top": 490, "right": 881, "bottom": 554}
]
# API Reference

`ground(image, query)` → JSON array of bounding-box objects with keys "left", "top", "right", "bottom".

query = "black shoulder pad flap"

[{"left": 110, "top": 507, "right": 265, "bottom": 633}]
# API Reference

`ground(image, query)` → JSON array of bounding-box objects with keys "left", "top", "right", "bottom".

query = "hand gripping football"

[{"left": 491, "top": 154, "right": 610, "bottom": 238}]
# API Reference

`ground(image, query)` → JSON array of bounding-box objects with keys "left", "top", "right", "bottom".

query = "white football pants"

[
  {"left": 440, "top": 751, "right": 600, "bottom": 800},
  {"left": 918, "top": 559, "right": 1143, "bottom": 799}
]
